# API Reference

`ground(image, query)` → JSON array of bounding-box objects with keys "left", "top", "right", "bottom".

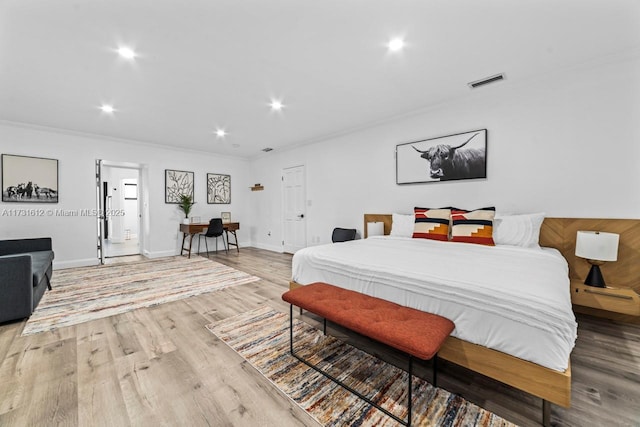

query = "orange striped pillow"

[
  {"left": 412, "top": 207, "right": 451, "bottom": 241},
  {"left": 450, "top": 207, "right": 496, "bottom": 246}
]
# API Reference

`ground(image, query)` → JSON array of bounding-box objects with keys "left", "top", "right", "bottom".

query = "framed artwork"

[
  {"left": 207, "top": 173, "right": 231, "bottom": 204},
  {"left": 396, "top": 129, "right": 487, "bottom": 184},
  {"left": 124, "top": 183, "right": 137, "bottom": 200},
  {"left": 1, "top": 154, "right": 59, "bottom": 203},
  {"left": 165, "top": 169, "right": 194, "bottom": 203},
  {"left": 221, "top": 212, "right": 231, "bottom": 224}
]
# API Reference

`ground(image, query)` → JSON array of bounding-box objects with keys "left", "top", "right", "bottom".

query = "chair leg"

[
  {"left": 223, "top": 233, "right": 228, "bottom": 254},
  {"left": 204, "top": 236, "right": 209, "bottom": 258}
]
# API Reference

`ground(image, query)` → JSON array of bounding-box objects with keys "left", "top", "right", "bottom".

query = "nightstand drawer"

[{"left": 571, "top": 281, "right": 640, "bottom": 316}]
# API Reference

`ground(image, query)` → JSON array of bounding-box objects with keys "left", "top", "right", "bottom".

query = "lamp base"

[{"left": 584, "top": 264, "right": 606, "bottom": 288}]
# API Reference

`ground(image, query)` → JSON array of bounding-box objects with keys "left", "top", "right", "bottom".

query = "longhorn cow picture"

[
  {"left": 396, "top": 129, "right": 487, "bottom": 184},
  {"left": 2, "top": 154, "right": 59, "bottom": 203}
]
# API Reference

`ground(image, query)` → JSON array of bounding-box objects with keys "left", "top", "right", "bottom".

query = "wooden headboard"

[{"left": 364, "top": 214, "right": 640, "bottom": 291}]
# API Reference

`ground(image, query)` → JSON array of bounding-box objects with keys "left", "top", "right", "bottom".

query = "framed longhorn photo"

[
  {"left": 396, "top": 129, "right": 487, "bottom": 184},
  {"left": 2, "top": 154, "right": 59, "bottom": 203}
]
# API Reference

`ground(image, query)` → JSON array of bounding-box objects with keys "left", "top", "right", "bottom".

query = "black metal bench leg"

[
  {"left": 408, "top": 355, "right": 413, "bottom": 426},
  {"left": 289, "top": 304, "right": 294, "bottom": 354},
  {"left": 433, "top": 355, "right": 438, "bottom": 387}
]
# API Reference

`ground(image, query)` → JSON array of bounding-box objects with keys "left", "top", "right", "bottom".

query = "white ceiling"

[{"left": 1, "top": 0, "right": 639, "bottom": 159}]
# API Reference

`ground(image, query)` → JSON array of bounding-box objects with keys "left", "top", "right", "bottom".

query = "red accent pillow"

[
  {"left": 412, "top": 207, "right": 451, "bottom": 241},
  {"left": 450, "top": 207, "right": 496, "bottom": 246}
]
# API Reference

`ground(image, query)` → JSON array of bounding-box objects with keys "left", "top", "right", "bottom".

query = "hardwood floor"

[{"left": 0, "top": 248, "right": 638, "bottom": 426}]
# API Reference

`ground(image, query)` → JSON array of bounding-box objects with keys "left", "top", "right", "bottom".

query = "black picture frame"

[
  {"left": 207, "top": 173, "right": 231, "bottom": 204},
  {"left": 1, "top": 154, "right": 59, "bottom": 203},
  {"left": 396, "top": 129, "right": 487, "bottom": 184},
  {"left": 165, "top": 169, "right": 194, "bottom": 204}
]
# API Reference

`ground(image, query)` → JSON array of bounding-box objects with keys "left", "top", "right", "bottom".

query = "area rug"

[
  {"left": 206, "top": 306, "right": 517, "bottom": 427},
  {"left": 22, "top": 256, "right": 259, "bottom": 336}
]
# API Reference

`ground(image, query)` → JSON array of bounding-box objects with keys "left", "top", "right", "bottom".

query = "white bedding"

[{"left": 292, "top": 236, "right": 577, "bottom": 371}]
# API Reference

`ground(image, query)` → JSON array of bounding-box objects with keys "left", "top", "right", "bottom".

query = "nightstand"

[{"left": 570, "top": 280, "right": 640, "bottom": 316}]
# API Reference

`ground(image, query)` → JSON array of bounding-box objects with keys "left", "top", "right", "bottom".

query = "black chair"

[
  {"left": 331, "top": 228, "right": 357, "bottom": 243},
  {"left": 198, "top": 218, "right": 228, "bottom": 256}
]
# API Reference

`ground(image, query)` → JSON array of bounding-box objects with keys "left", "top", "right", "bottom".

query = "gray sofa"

[{"left": 0, "top": 238, "right": 54, "bottom": 323}]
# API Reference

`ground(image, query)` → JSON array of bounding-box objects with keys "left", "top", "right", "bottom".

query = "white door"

[{"left": 282, "top": 165, "right": 306, "bottom": 253}]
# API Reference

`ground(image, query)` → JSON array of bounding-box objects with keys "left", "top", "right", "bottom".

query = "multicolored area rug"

[
  {"left": 22, "top": 256, "right": 259, "bottom": 336},
  {"left": 206, "top": 306, "right": 517, "bottom": 427}
]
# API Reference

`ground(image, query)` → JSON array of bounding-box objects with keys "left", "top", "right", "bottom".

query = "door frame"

[{"left": 96, "top": 160, "right": 148, "bottom": 263}]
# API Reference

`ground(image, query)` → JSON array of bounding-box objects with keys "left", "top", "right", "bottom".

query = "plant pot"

[{"left": 183, "top": 218, "right": 190, "bottom": 224}]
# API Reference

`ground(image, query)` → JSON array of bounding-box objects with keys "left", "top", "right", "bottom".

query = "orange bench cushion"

[{"left": 282, "top": 282, "right": 455, "bottom": 360}]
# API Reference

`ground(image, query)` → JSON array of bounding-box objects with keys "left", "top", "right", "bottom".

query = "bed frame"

[{"left": 290, "top": 214, "right": 640, "bottom": 421}]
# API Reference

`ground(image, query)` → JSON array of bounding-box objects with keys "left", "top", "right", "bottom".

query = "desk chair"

[
  {"left": 198, "top": 218, "right": 228, "bottom": 256},
  {"left": 331, "top": 227, "right": 357, "bottom": 243}
]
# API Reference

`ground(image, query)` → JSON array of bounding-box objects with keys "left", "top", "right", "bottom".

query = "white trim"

[
  {"left": 0, "top": 119, "right": 246, "bottom": 161},
  {"left": 53, "top": 258, "right": 100, "bottom": 270},
  {"left": 145, "top": 250, "right": 179, "bottom": 259}
]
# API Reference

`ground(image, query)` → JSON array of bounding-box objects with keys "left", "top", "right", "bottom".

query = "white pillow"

[
  {"left": 390, "top": 213, "right": 414, "bottom": 237},
  {"left": 494, "top": 213, "right": 545, "bottom": 248}
]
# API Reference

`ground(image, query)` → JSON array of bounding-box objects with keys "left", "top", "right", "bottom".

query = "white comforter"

[{"left": 292, "top": 236, "right": 577, "bottom": 371}]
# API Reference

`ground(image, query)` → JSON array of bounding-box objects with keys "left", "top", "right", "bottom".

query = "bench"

[{"left": 281, "top": 282, "right": 455, "bottom": 426}]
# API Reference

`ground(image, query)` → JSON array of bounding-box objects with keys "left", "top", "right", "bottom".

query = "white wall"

[
  {"left": 249, "top": 56, "right": 640, "bottom": 250},
  {"left": 2, "top": 56, "right": 638, "bottom": 261},
  {"left": 0, "top": 124, "right": 250, "bottom": 268}
]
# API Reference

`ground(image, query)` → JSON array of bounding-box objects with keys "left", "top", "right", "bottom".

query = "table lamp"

[
  {"left": 367, "top": 222, "right": 384, "bottom": 238},
  {"left": 575, "top": 231, "right": 619, "bottom": 288}
]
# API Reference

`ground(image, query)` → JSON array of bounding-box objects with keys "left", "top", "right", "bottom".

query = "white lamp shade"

[
  {"left": 575, "top": 231, "right": 619, "bottom": 262},
  {"left": 367, "top": 222, "right": 384, "bottom": 237}
]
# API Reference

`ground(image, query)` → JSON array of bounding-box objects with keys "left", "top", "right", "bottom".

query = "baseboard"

[
  {"left": 252, "top": 242, "right": 284, "bottom": 253},
  {"left": 54, "top": 258, "right": 100, "bottom": 270},
  {"left": 145, "top": 250, "right": 179, "bottom": 259}
]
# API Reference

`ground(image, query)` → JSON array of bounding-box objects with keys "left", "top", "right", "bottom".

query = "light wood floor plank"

[{"left": 77, "top": 330, "right": 130, "bottom": 427}]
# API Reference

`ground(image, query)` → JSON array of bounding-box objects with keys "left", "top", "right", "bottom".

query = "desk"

[{"left": 179, "top": 222, "right": 240, "bottom": 258}]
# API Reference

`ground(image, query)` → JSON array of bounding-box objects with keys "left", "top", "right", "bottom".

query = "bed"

[{"left": 290, "top": 214, "right": 589, "bottom": 411}]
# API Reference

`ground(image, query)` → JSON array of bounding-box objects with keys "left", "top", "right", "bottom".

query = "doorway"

[
  {"left": 282, "top": 165, "right": 306, "bottom": 254},
  {"left": 97, "top": 161, "right": 145, "bottom": 262}
]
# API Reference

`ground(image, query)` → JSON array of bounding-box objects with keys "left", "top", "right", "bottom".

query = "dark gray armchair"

[{"left": 0, "top": 238, "right": 54, "bottom": 323}]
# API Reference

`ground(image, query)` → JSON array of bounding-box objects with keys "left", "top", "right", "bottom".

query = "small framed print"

[
  {"left": 207, "top": 173, "right": 231, "bottom": 204},
  {"left": 221, "top": 212, "right": 231, "bottom": 224}
]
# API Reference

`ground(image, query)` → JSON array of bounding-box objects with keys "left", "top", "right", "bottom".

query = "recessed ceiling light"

[
  {"left": 99, "top": 104, "right": 115, "bottom": 114},
  {"left": 117, "top": 46, "right": 137, "bottom": 60},
  {"left": 387, "top": 37, "right": 405, "bottom": 52},
  {"left": 215, "top": 128, "right": 227, "bottom": 138},
  {"left": 269, "top": 99, "right": 284, "bottom": 111}
]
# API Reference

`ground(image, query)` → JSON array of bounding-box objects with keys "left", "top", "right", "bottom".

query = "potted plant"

[{"left": 178, "top": 194, "right": 195, "bottom": 224}]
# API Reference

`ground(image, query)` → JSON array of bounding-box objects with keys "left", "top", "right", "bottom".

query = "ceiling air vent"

[
  {"left": 262, "top": 147, "right": 273, "bottom": 152},
  {"left": 468, "top": 73, "right": 505, "bottom": 89}
]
